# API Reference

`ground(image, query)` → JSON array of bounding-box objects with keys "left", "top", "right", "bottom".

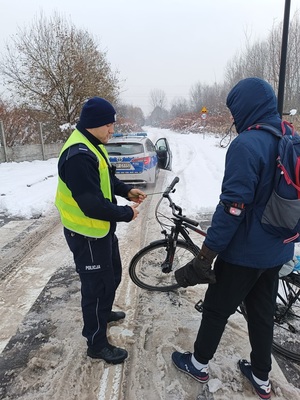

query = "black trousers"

[
  {"left": 194, "top": 257, "right": 281, "bottom": 381},
  {"left": 64, "top": 228, "right": 122, "bottom": 351}
]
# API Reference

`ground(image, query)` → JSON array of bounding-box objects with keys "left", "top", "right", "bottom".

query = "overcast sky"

[{"left": 1, "top": 0, "right": 299, "bottom": 114}]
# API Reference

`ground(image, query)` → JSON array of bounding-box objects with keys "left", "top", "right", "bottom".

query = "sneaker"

[
  {"left": 172, "top": 351, "right": 209, "bottom": 383},
  {"left": 238, "top": 359, "right": 271, "bottom": 399},
  {"left": 87, "top": 344, "right": 128, "bottom": 364}
]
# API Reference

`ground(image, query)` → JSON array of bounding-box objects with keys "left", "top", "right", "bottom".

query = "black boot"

[
  {"left": 108, "top": 310, "right": 126, "bottom": 322},
  {"left": 87, "top": 344, "right": 128, "bottom": 364}
]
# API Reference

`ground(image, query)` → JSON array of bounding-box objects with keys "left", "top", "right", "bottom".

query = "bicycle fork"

[{"left": 161, "top": 229, "right": 178, "bottom": 273}]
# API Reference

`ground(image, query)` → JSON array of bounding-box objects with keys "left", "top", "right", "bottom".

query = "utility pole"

[{"left": 277, "top": 0, "right": 291, "bottom": 117}]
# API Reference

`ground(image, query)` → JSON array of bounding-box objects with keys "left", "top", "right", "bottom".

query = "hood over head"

[{"left": 226, "top": 77, "right": 281, "bottom": 133}]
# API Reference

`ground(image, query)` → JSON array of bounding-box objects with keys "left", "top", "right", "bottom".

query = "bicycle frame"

[{"left": 159, "top": 219, "right": 203, "bottom": 273}]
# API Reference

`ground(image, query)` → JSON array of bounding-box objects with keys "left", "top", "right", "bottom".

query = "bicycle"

[
  {"left": 129, "top": 176, "right": 205, "bottom": 292},
  {"left": 129, "top": 177, "right": 300, "bottom": 361}
]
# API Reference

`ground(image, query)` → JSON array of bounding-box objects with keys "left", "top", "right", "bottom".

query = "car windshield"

[{"left": 105, "top": 143, "right": 144, "bottom": 155}]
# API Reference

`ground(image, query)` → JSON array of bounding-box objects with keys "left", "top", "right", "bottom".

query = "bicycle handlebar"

[
  {"left": 163, "top": 176, "right": 180, "bottom": 197},
  {"left": 180, "top": 215, "right": 199, "bottom": 227},
  {"left": 162, "top": 176, "right": 199, "bottom": 227}
]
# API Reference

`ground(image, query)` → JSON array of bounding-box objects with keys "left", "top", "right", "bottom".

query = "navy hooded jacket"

[{"left": 204, "top": 77, "right": 294, "bottom": 268}]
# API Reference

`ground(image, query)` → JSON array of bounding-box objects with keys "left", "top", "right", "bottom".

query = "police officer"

[{"left": 56, "top": 97, "right": 146, "bottom": 364}]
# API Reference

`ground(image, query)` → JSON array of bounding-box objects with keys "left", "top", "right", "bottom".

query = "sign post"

[{"left": 200, "top": 107, "right": 207, "bottom": 136}]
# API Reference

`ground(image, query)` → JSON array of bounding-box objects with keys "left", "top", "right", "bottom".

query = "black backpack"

[{"left": 247, "top": 121, "right": 300, "bottom": 243}]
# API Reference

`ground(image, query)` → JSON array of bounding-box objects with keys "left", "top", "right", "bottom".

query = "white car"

[{"left": 105, "top": 132, "right": 172, "bottom": 186}]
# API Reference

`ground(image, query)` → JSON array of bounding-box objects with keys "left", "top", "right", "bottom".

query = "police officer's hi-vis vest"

[{"left": 55, "top": 129, "right": 112, "bottom": 238}]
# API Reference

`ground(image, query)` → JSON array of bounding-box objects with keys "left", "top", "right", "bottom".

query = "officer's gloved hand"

[{"left": 175, "top": 243, "right": 217, "bottom": 287}]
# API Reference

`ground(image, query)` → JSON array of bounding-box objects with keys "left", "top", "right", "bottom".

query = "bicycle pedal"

[{"left": 195, "top": 299, "right": 203, "bottom": 313}]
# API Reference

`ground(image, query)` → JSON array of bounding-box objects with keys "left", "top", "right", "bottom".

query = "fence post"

[
  {"left": 39, "top": 122, "right": 45, "bottom": 160},
  {"left": 0, "top": 120, "right": 8, "bottom": 162}
]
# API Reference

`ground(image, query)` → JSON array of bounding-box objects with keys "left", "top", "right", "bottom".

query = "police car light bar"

[{"left": 112, "top": 132, "right": 147, "bottom": 138}]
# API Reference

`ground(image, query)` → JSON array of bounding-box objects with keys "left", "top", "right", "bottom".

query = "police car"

[{"left": 105, "top": 132, "right": 172, "bottom": 186}]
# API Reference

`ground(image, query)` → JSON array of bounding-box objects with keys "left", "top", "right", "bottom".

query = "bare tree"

[
  {"left": 223, "top": 12, "right": 300, "bottom": 114},
  {"left": 149, "top": 89, "right": 167, "bottom": 110},
  {"left": 264, "top": 22, "right": 282, "bottom": 90},
  {"left": 224, "top": 51, "right": 245, "bottom": 89},
  {"left": 147, "top": 106, "right": 169, "bottom": 127},
  {"left": 118, "top": 104, "right": 145, "bottom": 126},
  {"left": 284, "top": 12, "right": 300, "bottom": 109},
  {"left": 189, "top": 82, "right": 227, "bottom": 114},
  {"left": 170, "top": 97, "right": 189, "bottom": 118},
  {"left": 0, "top": 12, "right": 120, "bottom": 129}
]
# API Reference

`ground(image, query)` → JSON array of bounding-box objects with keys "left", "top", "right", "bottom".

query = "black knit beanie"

[{"left": 79, "top": 97, "right": 116, "bottom": 128}]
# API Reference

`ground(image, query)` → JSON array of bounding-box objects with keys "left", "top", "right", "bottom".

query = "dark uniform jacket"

[{"left": 58, "top": 124, "right": 134, "bottom": 234}]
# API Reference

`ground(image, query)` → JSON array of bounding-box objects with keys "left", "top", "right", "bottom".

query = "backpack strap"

[
  {"left": 296, "top": 157, "right": 300, "bottom": 190},
  {"left": 247, "top": 121, "right": 300, "bottom": 196},
  {"left": 277, "top": 157, "right": 300, "bottom": 195},
  {"left": 246, "top": 120, "right": 295, "bottom": 137},
  {"left": 281, "top": 120, "right": 296, "bottom": 136}
]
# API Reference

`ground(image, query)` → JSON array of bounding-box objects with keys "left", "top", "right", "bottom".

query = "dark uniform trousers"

[
  {"left": 194, "top": 257, "right": 281, "bottom": 381},
  {"left": 64, "top": 228, "right": 122, "bottom": 351}
]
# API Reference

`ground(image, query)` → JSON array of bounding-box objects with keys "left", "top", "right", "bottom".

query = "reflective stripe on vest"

[{"left": 55, "top": 129, "right": 112, "bottom": 238}]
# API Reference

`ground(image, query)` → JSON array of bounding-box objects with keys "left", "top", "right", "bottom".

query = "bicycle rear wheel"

[
  {"left": 129, "top": 239, "right": 199, "bottom": 292},
  {"left": 272, "top": 272, "right": 300, "bottom": 361},
  {"left": 239, "top": 272, "right": 300, "bottom": 361}
]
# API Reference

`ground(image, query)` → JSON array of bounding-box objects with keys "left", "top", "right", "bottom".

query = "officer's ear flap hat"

[{"left": 79, "top": 97, "right": 116, "bottom": 128}]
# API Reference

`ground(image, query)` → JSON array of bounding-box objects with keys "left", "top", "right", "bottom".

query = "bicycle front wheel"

[
  {"left": 129, "top": 239, "right": 199, "bottom": 292},
  {"left": 272, "top": 272, "right": 300, "bottom": 361}
]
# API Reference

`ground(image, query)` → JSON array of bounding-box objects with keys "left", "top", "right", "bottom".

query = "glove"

[{"left": 175, "top": 243, "right": 217, "bottom": 287}]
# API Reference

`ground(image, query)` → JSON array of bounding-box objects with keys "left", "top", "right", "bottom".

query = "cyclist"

[{"left": 173, "top": 77, "right": 295, "bottom": 399}]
